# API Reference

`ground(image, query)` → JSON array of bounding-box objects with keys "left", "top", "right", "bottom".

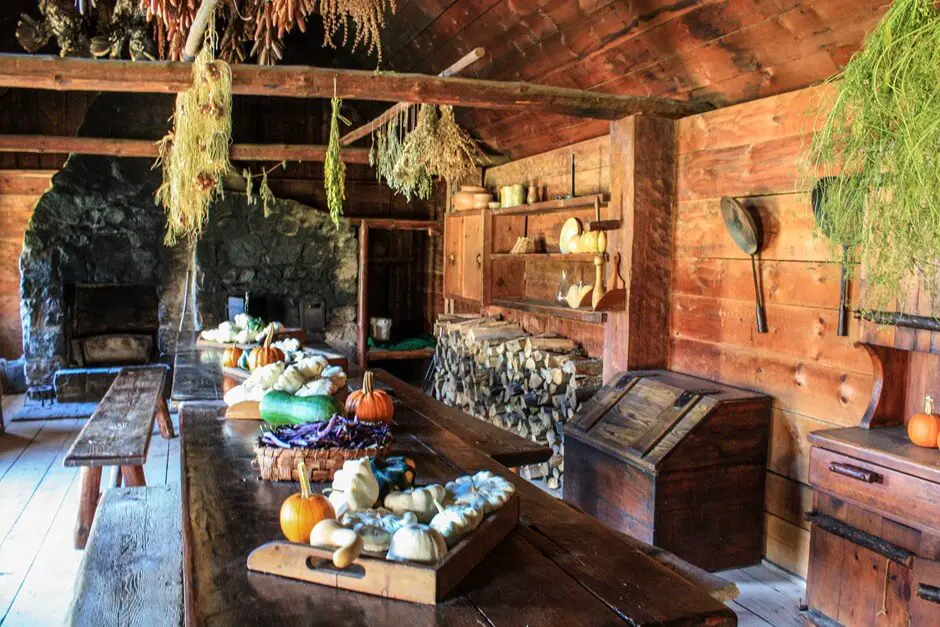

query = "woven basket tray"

[{"left": 253, "top": 441, "right": 393, "bottom": 482}]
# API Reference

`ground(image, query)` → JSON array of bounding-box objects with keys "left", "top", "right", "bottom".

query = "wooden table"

[{"left": 178, "top": 373, "right": 736, "bottom": 625}]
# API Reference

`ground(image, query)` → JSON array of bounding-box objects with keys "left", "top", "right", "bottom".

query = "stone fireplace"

[{"left": 20, "top": 162, "right": 358, "bottom": 390}]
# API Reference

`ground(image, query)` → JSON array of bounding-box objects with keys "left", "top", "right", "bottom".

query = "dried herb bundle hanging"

[
  {"left": 325, "top": 94, "right": 349, "bottom": 226},
  {"left": 806, "top": 0, "right": 940, "bottom": 310},
  {"left": 155, "top": 23, "right": 232, "bottom": 244},
  {"left": 391, "top": 104, "right": 437, "bottom": 201},
  {"left": 432, "top": 105, "right": 483, "bottom": 185},
  {"left": 318, "top": 0, "right": 397, "bottom": 63}
]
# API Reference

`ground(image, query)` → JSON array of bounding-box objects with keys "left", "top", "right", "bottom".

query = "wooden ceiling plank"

[
  {"left": 381, "top": 0, "right": 460, "bottom": 59},
  {"left": 387, "top": 0, "right": 502, "bottom": 72},
  {"left": 0, "top": 54, "right": 708, "bottom": 119},
  {"left": 0, "top": 134, "right": 374, "bottom": 163},
  {"left": 340, "top": 47, "right": 485, "bottom": 146}
]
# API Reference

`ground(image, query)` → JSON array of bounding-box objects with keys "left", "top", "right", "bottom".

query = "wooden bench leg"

[
  {"left": 121, "top": 465, "right": 147, "bottom": 487},
  {"left": 75, "top": 466, "right": 103, "bottom": 550},
  {"left": 156, "top": 397, "right": 175, "bottom": 440}
]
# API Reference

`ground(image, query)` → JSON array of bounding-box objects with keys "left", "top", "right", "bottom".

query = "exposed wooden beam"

[
  {"left": 341, "top": 47, "right": 486, "bottom": 146},
  {"left": 0, "top": 54, "right": 710, "bottom": 120},
  {"left": 0, "top": 134, "right": 373, "bottom": 163}
]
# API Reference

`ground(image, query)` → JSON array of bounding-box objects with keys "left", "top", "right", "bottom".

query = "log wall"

[{"left": 669, "top": 83, "right": 871, "bottom": 577}]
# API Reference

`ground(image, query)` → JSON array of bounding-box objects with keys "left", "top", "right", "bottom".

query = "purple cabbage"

[{"left": 259, "top": 414, "right": 391, "bottom": 450}]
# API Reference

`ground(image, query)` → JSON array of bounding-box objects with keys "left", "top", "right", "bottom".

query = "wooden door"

[
  {"left": 461, "top": 213, "right": 483, "bottom": 302},
  {"left": 443, "top": 215, "right": 463, "bottom": 299}
]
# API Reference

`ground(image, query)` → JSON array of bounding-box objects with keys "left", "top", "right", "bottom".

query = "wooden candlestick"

[{"left": 592, "top": 254, "right": 606, "bottom": 309}]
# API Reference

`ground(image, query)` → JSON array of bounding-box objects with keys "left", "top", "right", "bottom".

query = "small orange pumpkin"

[
  {"left": 345, "top": 370, "right": 394, "bottom": 423},
  {"left": 280, "top": 461, "right": 335, "bottom": 543},
  {"left": 222, "top": 346, "right": 242, "bottom": 368},
  {"left": 908, "top": 396, "right": 940, "bottom": 448},
  {"left": 248, "top": 329, "right": 284, "bottom": 372}
]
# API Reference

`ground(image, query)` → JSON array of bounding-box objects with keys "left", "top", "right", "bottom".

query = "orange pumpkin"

[
  {"left": 222, "top": 346, "right": 243, "bottom": 368},
  {"left": 248, "top": 329, "right": 284, "bottom": 372},
  {"left": 908, "top": 396, "right": 940, "bottom": 448},
  {"left": 280, "top": 461, "right": 335, "bottom": 543},
  {"left": 345, "top": 370, "right": 394, "bottom": 423}
]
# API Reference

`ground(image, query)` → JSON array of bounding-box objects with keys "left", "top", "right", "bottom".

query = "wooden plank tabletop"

[
  {"left": 64, "top": 366, "right": 166, "bottom": 467},
  {"left": 172, "top": 348, "right": 551, "bottom": 468},
  {"left": 179, "top": 400, "right": 735, "bottom": 626},
  {"left": 373, "top": 369, "right": 551, "bottom": 468}
]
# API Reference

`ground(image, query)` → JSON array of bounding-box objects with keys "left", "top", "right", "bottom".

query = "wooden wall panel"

[
  {"left": 670, "top": 84, "right": 874, "bottom": 578},
  {"left": 0, "top": 170, "right": 54, "bottom": 359}
]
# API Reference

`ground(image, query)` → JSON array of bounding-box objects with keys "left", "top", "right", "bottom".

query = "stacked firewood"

[{"left": 431, "top": 315, "right": 602, "bottom": 489}]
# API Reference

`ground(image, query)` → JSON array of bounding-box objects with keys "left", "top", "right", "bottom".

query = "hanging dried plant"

[
  {"left": 142, "top": 0, "right": 196, "bottom": 61},
  {"left": 155, "top": 23, "right": 233, "bottom": 244},
  {"left": 318, "top": 0, "right": 396, "bottom": 63},
  {"left": 431, "top": 105, "right": 483, "bottom": 185},
  {"left": 390, "top": 104, "right": 436, "bottom": 201},
  {"left": 325, "top": 95, "right": 349, "bottom": 226}
]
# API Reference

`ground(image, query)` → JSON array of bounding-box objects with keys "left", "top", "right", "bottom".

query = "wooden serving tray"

[{"left": 246, "top": 494, "right": 519, "bottom": 604}]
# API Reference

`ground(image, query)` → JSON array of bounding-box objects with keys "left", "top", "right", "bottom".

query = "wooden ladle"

[
  {"left": 593, "top": 252, "right": 626, "bottom": 311},
  {"left": 720, "top": 197, "right": 768, "bottom": 333}
]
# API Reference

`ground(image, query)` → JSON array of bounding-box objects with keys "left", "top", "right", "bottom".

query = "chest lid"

[{"left": 565, "top": 370, "right": 764, "bottom": 472}]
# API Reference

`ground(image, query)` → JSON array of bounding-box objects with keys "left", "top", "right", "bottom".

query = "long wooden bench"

[
  {"left": 64, "top": 365, "right": 174, "bottom": 548},
  {"left": 68, "top": 485, "right": 183, "bottom": 627}
]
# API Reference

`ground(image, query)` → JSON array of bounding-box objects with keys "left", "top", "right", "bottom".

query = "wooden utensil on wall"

[
  {"left": 720, "top": 197, "right": 768, "bottom": 333},
  {"left": 594, "top": 253, "right": 625, "bottom": 311}
]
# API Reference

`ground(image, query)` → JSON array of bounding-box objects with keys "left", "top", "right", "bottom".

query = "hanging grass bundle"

[
  {"left": 325, "top": 95, "right": 349, "bottom": 226},
  {"left": 155, "top": 29, "right": 233, "bottom": 244},
  {"left": 391, "top": 104, "right": 437, "bottom": 201},
  {"left": 807, "top": 0, "right": 940, "bottom": 310},
  {"left": 432, "top": 105, "right": 483, "bottom": 186}
]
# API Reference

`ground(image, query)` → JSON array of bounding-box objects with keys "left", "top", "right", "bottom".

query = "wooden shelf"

[
  {"left": 491, "top": 252, "right": 599, "bottom": 261},
  {"left": 490, "top": 194, "right": 605, "bottom": 217},
  {"left": 367, "top": 347, "right": 436, "bottom": 361},
  {"left": 491, "top": 298, "right": 607, "bottom": 323}
]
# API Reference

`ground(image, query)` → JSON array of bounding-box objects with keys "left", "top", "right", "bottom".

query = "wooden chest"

[
  {"left": 563, "top": 369, "right": 771, "bottom": 571},
  {"left": 806, "top": 426, "right": 940, "bottom": 626}
]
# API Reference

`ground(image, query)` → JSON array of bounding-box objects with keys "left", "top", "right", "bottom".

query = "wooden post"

[
  {"left": 75, "top": 466, "right": 103, "bottom": 549},
  {"left": 120, "top": 465, "right": 147, "bottom": 487},
  {"left": 357, "top": 222, "right": 370, "bottom": 368},
  {"left": 603, "top": 116, "right": 676, "bottom": 382},
  {"left": 156, "top": 397, "right": 175, "bottom": 439}
]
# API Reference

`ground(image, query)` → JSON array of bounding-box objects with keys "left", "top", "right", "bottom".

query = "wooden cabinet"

[
  {"left": 563, "top": 369, "right": 771, "bottom": 572},
  {"left": 443, "top": 212, "right": 483, "bottom": 303},
  {"left": 807, "top": 426, "right": 940, "bottom": 626}
]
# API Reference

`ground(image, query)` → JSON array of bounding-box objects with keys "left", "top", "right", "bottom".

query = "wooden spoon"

[{"left": 594, "top": 252, "right": 625, "bottom": 311}]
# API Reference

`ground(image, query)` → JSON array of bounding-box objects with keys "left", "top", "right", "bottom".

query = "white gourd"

[
  {"left": 383, "top": 485, "right": 447, "bottom": 523},
  {"left": 273, "top": 365, "right": 305, "bottom": 394},
  {"left": 340, "top": 508, "right": 418, "bottom": 553},
  {"left": 445, "top": 471, "right": 515, "bottom": 514},
  {"left": 386, "top": 524, "right": 448, "bottom": 564},
  {"left": 328, "top": 458, "right": 380, "bottom": 516},
  {"left": 295, "top": 356, "right": 328, "bottom": 380},
  {"left": 430, "top": 503, "right": 484, "bottom": 548},
  {"left": 296, "top": 378, "right": 334, "bottom": 397},
  {"left": 322, "top": 366, "right": 348, "bottom": 388},
  {"left": 309, "top": 519, "right": 364, "bottom": 568}
]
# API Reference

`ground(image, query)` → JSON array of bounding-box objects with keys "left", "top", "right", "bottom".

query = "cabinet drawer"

[
  {"left": 810, "top": 447, "right": 940, "bottom": 533},
  {"left": 913, "top": 558, "right": 940, "bottom": 625}
]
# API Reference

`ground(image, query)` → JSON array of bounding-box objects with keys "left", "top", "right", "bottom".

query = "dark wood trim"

[
  {"left": 0, "top": 54, "right": 709, "bottom": 120},
  {"left": 357, "top": 222, "right": 369, "bottom": 368},
  {"left": 491, "top": 297, "right": 608, "bottom": 323},
  {"left": 806, "top": 512, "right": 914, "bottom": 566},
  {"left": 858, "top": 343, "right": 910, "bottom": 429},
  {"left": 858, "top": 310, "right": 940, "bottom": 332}
]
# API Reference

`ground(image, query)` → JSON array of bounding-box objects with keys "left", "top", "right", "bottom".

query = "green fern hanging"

[
  {"left": 807, "top": 0, "right": 940, "bottom": 310},
  {"left": 325, "top": 95, "right": 349, "bottom": 226}
]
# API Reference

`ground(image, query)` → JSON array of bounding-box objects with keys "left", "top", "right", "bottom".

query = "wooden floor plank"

[
  {"left": 0, "top": 420, "right": 77, "bottom": 547},
  {"left": 730, "top": 601, "right": 776, "bottom": 626},
  {"left": 720, "top": 565, "right": 804, "bottom": 626},
  {"left": 0, "top": 418, "right": 82, "bottom": 622},
  {"left": 0, "top": 457, "right": 84, "bottom": 627},
  {"left": 0, "top": 420, "right": 44, "bottom": 481}
]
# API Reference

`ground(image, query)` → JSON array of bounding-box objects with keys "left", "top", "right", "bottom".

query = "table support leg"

[
  {"left": 121, "top": 465, "right": 147, "bottom": 487},
  {"left": 75, "top": 466, "right": 102, "bottom": 549},
  {"left": 156, "top": 397, "right": 175, "bottom": 440}
]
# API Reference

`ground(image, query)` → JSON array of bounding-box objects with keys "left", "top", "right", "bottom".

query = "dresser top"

[{"left": 810, "top": 426, "right": 940, "bottom": 485}]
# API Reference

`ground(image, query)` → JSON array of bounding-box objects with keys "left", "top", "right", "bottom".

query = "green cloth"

[{"left": 368, "top": 335, "right": 436, "bottom": 351}]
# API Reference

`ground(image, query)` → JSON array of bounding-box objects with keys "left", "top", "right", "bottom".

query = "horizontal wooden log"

[
  {"left": 341, "top": 47, "right": 486, "bottom": 146},
  {"left": 0, "top": 54, "right": 710, "bottom": 120},
  {"left": 0, "top": 134, "right": 373, "bottom": 163}
]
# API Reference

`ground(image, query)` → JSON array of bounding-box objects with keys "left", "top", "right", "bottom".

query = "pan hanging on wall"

[{"left": 720, "top": 197, "right": 768, "bottom": 334}]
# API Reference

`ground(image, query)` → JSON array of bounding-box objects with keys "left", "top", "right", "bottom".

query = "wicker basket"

[{"left": 254, "top": 441, "right": 393, "bottom": 482}]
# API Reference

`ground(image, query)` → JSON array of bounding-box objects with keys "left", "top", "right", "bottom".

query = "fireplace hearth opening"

[{"left": 65, "top": 283, "right": 159, "bottom": 367}]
